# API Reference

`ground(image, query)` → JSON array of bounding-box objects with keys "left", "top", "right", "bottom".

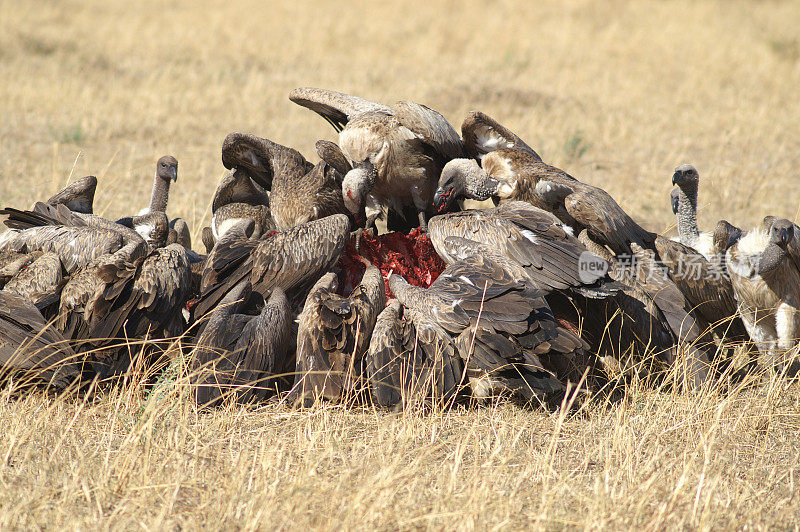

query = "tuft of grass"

[
  {"left": 50, "top": 122, "right": 87, "bottom": 145},
  {"left": 564, "top": 129, "right": 591, "bottom": 161}
]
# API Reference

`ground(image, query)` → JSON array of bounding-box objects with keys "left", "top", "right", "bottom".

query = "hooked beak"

[
  {"left": 671, "top": 172, "right": 679, "bottom": 186},
  {"left": 780, "top": 227, "right": 790, "bottom": 246},
  {"left": 170, "top": 166, "right": 178, "bottom": 182},
  {"left": 433, "top": 187, "right": 451, "bottom": 213}
]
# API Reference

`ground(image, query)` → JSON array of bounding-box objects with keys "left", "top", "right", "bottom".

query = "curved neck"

[
  {"left": 465, "top": 170, "right": 499, "bottom": 201},
  {"left": 676, "top": 184, "right": 699, "bottom": 245},
  {"left": 149, "top": 176, "right": 170, "bottom": 213}
]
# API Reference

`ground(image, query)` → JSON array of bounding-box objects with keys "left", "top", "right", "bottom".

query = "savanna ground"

[{"left": 1, "top": 0, "right": 800, "bottom": 529}]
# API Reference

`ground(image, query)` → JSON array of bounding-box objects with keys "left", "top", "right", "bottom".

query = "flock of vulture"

[{"left": 1, "top": 87, "right": 798, "bottom": 410}]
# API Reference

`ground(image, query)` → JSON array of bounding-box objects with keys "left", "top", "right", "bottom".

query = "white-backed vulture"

[
  {"left": 221, "top": 132, "right": 348, "bottom": 232},
  {"left": 289, "top": 87, "right": 464, "bottom": 229},
  {"left": 194, "top": 214, "right": 350, "bottom": 318},
  {"left": 433, "top": 111, "right": 654, "bottom": 255},
  {"left": 724, "top": 220, "right": 800, "bottom": 372},
  {"left": 290, "top": 266, "right": 385, "bottom": 406},
  {"left": 387, "top": 253, "right": 588, "bottom": 405},
  {"left": 191, "top": 282, "right": 292, "bottom": 406},
  {"left": 672, "top": 164, "right": 714, "bottom": 259},
  {"left": 427, "top": 201, "right": 618, "bottom": 298}
]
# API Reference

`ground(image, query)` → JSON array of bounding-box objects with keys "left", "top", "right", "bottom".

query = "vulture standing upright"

[
  {"left": 671, "top": 164, "right": 714, "bottom": 259},
  {"left": 724, "top": 220, "right": 800, "bottom": 372},
  {"left": 289, "top": 87, "right": 464, "bottom": 229}
]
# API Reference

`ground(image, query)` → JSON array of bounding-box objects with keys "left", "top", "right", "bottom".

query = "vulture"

[
  {"left": 433, "top": 111, "right": 655, "bottom": 256},
  {"left": 577, "top": 233, "right": 714, "bottom": 387},
  {"left": 290, "top": 266, "right": 385, "bottom": 406},
  {"left": 221, "top": 132, "right": 348, "bottom": 231},
  {"left": 85, "top": 239, "right": 192, "bottom": 379},
  {"left": 671, "top": 164, "right": 714, "bottom": 259},
  {"left": 194, "top": 214, "right": 350, "bottom": 318},
  {"left": 54, "top": 213, "right": 164, "bottom": 345},
  {"left": 387, "top": 252, "right": 588, "bottom": 405},
  {"left": 426, "top": 201, "right": 618, "bottom": 298},
  {"left": 117, "top": 155, "right": 192, "bottom": 249},
  {"left": 209, "top": 168, "right": 273, "bottom": 241},
  {"left": 0, "top": 291, "right": 82, "bottom": 390},
  {"left": 191, "top": 282, "right": 292, "bottom": 406},
  {"left": 45, "top": 175, "right": 97, "bottom": 214},
  {"left": 364, "top": 299, "right": 463, "bottom": 410},
  {"left": 289, "top": 87, "right": 464, "bottom": 229},
  {"left": 724, "top": 220, "right": 800, "bottom": 372}
]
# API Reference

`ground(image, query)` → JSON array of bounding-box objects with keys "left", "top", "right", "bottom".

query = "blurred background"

[{"left": 1, "top": 0, "right": 798, "bottom": 244}]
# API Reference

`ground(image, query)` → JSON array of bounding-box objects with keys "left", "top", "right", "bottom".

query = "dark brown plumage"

[
  {"left": 460, "top": 110, "right": 541, "bottom": 161},
  {"left": 191, "top": 282, "right": 292, "bottom": 406},
  {"left": 364, "top": 299, "right": 463, "bottom": 410},
  {"left": 0, "top": 291, "right": 81, "bottom": 390},
  {"left": 290, "top": 266, "right": 386, "bottom": 406},
  {"left": 221, "top": 132, "right": 348, "bottom": 231},
  {"left": 388, "top": 253, "right": 587, "bottom": 404},
  {"left": 45, "top": 175, "right": 97, "bottom": 214},
  {"left": 194, "top": 214, "right": 350, "bottom": 318},
  {"left": 428, "top": 201, "right": 618, "bottom": 298},
  {"left": 210, "top": 168, "right": 273, "bottom": 240}
]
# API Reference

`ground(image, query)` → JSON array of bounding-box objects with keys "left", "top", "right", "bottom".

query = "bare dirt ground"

[{"left": 1, "top": 0, "right": 799, "bottom": 528}]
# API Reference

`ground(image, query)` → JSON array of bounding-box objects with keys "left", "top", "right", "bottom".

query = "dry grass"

[{"left": 1, "top": 0, "right": 800, "bottom": 528}]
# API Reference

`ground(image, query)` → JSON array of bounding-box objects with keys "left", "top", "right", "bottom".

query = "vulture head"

[
  {"left": 670, "top": 188, "right": 680, "bottom": 215},
  {"left": 433, "top": 158, "right": 497, "bottom": 213},
  {"left": 770, "top": 218, "right": 798, "bottom": 250},
  {"left": 341, "top": 160, "right": 377, "bottom": 222},
  {"left": 752, "top": 221, "right": 797, "bottom": 275},
  {"left": 221, "top": 132, "right": 274, "bottom": 190},
  {"left": 157, "top": 155, "right": 178, "bottom": 183},
  {"left": 713, "top": 219, "right": 742, "bottom": 255},
  {"left": 671, "top": 163, "right": 699, "bottom": 188}
]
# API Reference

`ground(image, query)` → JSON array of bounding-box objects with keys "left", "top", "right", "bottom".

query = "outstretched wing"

[{"left": 289, "top": 87, "right": 392, "bottom": 133}]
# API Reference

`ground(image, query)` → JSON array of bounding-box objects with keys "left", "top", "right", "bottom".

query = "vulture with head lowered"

[
  {"left": 289, "top": 266, "right": 386, "bottom": 407},
  {"left": 191, "top": 282, "right": 292, "bottom": 407},
  {"left": 386, "top": 251, "right": 588, "bottom": 406},
  {"left": 433, "top": 111, "right": 655, "bottom": 256},
  {"left": 289, "top": 87, "right": 464, "bottom": 230},
  {"left": 194, "top": 214, "right": 350, "bottom": 318},
  {"left": 221, "top": 132, "right": 348, "bottom": 232}
]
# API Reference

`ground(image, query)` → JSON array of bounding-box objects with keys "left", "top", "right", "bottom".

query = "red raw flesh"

[{"left": 337, "top": 228, "right": 447, "bottom": 298}]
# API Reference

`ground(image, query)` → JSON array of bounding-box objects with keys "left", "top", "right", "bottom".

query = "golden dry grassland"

[{"left": 1, "top": 0, "right": 799, "bottom": 528}]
